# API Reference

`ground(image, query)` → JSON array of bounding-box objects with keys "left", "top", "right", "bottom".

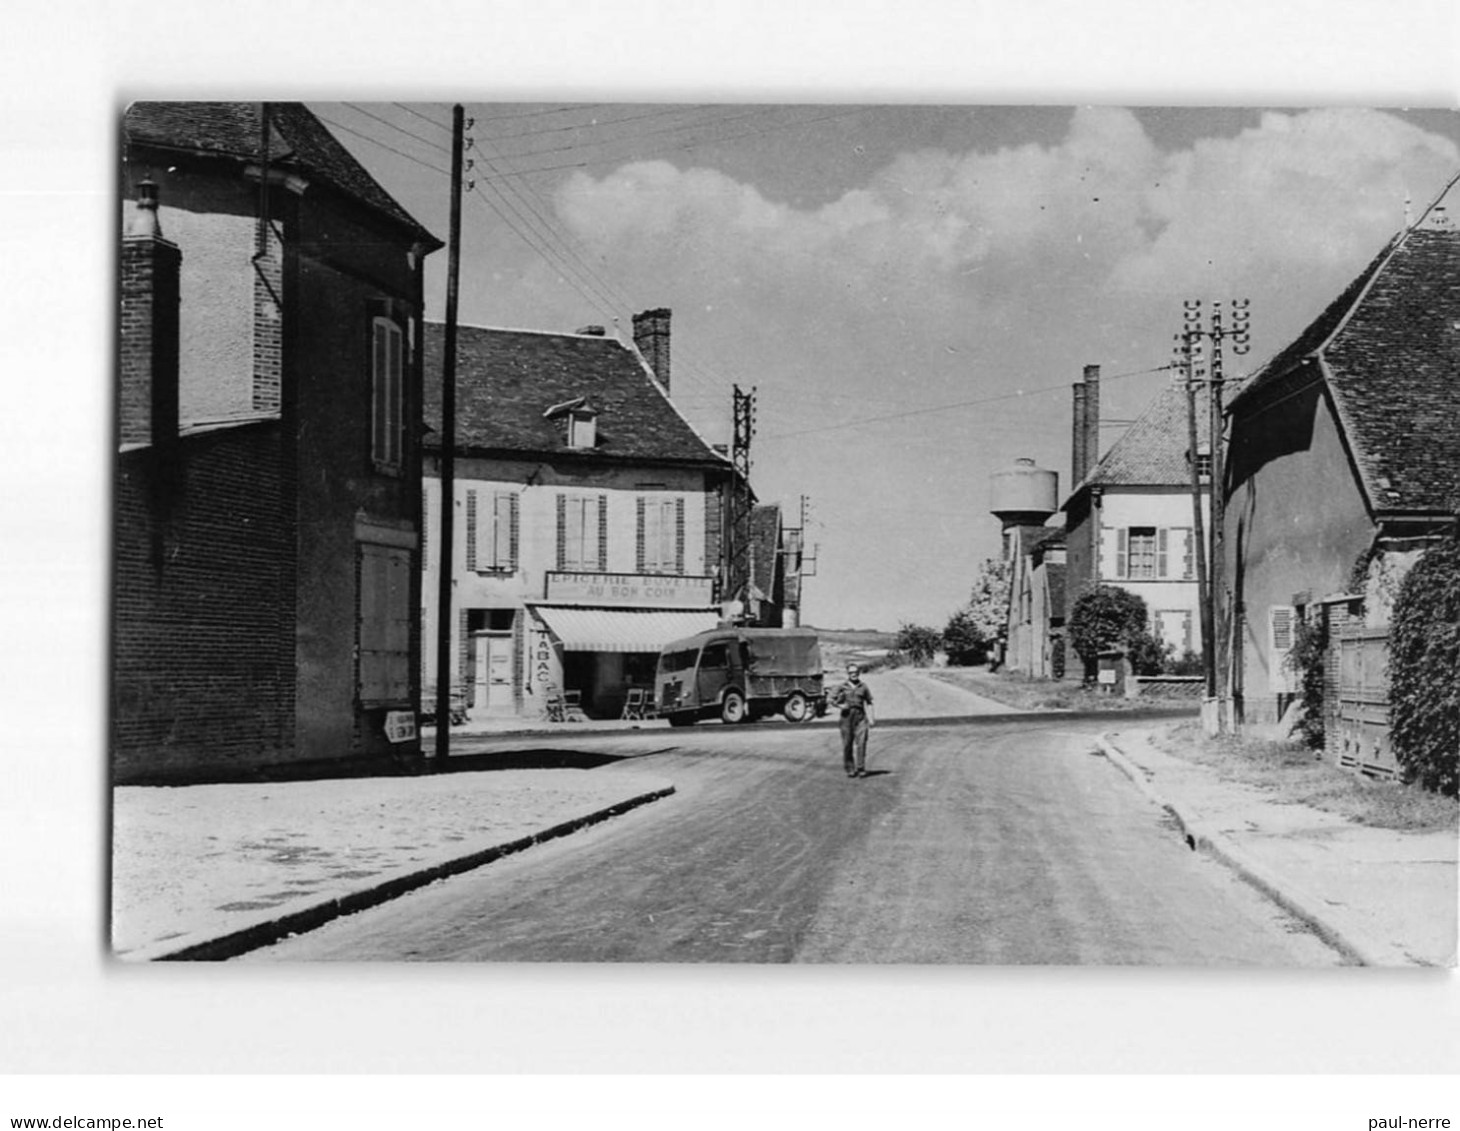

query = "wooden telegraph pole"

[{"left": 433, "top": 104, "right": 465, "bottom": 762}]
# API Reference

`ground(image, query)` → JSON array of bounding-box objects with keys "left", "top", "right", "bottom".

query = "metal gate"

[{"left": 1335, "top": 626, "right": 1396, "bottom": 779}]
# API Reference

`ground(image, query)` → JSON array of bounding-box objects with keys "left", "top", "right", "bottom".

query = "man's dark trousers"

[{"left": 840, "top": 712, "right": 869, "bottom": 776}]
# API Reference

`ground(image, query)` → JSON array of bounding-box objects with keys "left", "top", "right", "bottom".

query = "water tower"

[{"left": 989, "top": 457, "right": 1058, "bottom": 560}]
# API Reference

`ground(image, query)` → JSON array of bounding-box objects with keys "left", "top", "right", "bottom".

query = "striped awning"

[{"left": 532, "top": 606, "right": 720, "bottom": 653}]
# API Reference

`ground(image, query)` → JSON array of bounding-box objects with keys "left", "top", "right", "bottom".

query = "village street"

[{"left": 245, "top": 681, "right": 1340, "bottom": 965}]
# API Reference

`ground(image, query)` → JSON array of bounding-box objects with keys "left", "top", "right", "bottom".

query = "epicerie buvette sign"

[{"left": 545, "top": 571, "right": 715, "bottom": 608}]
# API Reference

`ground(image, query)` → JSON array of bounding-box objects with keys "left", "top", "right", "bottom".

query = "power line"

[
  {"left": 759, "top": 363, "right": 1177, "bottom": 442},
  {"left": 470, "top": 107, "right": 871, "bottom": 180}
]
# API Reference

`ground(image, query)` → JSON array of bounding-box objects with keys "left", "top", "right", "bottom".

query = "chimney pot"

[{"left": 127, "top": 178, "right": 163, "bottom": 239}]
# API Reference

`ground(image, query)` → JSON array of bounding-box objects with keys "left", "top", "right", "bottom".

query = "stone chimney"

[
  {"left": 632, "top": 308, "right": 671, "bottom": 392},
  {"left": 1083, "top": 363, "right": 1101, "bottom": 477},
  {"left": 120, "top": 179, "right": 180, "bottom": 450}
]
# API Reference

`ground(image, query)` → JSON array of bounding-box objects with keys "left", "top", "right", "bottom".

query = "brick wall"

[{"left": 113, "top": 424, "right": 295, "bottom": 782}]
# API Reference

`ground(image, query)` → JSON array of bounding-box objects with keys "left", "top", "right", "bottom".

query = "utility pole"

[
  {"left": 1179, "top": 298, "right": 1252, "bottom": 731},
  {"left": 1179, "top": 306, "right": 1215, "bottom": 705},
  {"left": 729, "top": 384, "right": 756, "bottom": 617},
  {"left": 433, "top": 104, "right": 465, "bottom": 763}
]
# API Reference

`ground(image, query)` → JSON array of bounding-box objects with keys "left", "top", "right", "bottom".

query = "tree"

[
  {"left": 942, "top": 608, "right": 989, "bottom": 666},
  {"left": 894, "top": 623, "right": 942, "bottom": 667},
  {"left": 965, "top": 556, "right": 1011, "bottom": 641},
  {"left": 1068, "top": 586, "right": 1160, "bottom": 680}
]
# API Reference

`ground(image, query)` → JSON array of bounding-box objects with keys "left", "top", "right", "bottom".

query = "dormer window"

[
  {"left": 568, "top": 407, "right": 597, "bottom": 449},
  {"left": 543, "top": 396, "right": 600, "bottom": 450},
  {"left": 1188, "top": 442, "right": 1212, "bottom": 480}
]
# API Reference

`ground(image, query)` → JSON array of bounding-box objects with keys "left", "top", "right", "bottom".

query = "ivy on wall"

[{"left": 1387, "top": 535, "right": 1460, "bottom": 797}]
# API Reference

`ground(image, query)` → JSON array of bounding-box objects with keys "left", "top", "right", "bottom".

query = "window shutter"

[
  {"left": 421, "top": 485, "right": 429, "bottom": 569},
  {"left": 465, "top": 489, "right": 478, "bottom": 572},
  {"left": 1116, "top": 528, "right": 1128, "bottom": 579},
  {"left": 636, "top": 497, "right": 646, "bottom": 572},
  {"left": 387, "top": 322, "right": 403, "bottom": 467},
  {"left": 674, "top": 497, "right": 685, "bottom": 574},
  {"left": 1157, "top": 528, "right": 1169, "bottom": 578},
  {"left": 1269, "top": 605, "right": 1297, "bottom": 693},
  {"left": 1177, "top": 527, "right": 1193, "bottom": 579},
  {"left": 596, "top": 495, "right": 608, "bottom": 571},
  {"left": 371, "top": 321, "right": 387, "bottom": 464},
  {"left": 556, "top": 494, "right": 566, "bottom": 570},
  {"left": 508, "top": 493, "right": 519, "bottom": 571}
]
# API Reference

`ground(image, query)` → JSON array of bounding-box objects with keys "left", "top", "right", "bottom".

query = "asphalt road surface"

[{"left": 249, "top": 708, "right": 1343, "bottom": 965}]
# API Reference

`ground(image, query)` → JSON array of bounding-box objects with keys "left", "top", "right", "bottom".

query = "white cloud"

[{"left": 555, "top": 107, "right": 1457, "bottom": 304}]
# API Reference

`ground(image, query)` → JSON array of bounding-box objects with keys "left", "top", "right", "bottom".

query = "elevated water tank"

[{"left": 990, "top": 457, "right": 1058, "bottom": 532}]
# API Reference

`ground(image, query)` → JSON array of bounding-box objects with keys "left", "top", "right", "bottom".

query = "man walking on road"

[{"left": 832, "top": 663, "right": 876, "bottom": 778}]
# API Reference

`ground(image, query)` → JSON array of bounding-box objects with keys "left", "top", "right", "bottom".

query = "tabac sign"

[{"left": 545, "top": 571, "right": 715, "bottom": 608}]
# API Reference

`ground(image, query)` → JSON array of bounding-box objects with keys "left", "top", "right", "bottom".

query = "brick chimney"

[
  {"left": 120, "top": 179, "right": 180, "bottom": 450},
  {"left": 632, "top": 308, "right": 671, "bottom": 392},
  {"left": 1083, "top": 363, "right": 1101, "bottom": 477},
  {"left": 1071, "top": 381, "right": 1088, "bottom": 487}
]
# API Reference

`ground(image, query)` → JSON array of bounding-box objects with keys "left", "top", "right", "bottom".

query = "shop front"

[{"left": 526, "top": 571, "right": 720, "bottom": 719}]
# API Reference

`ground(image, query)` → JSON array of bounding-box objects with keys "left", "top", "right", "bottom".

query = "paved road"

[
  {"left": 861, "top": 667, "right": 1016, "bottom": 718},
  {"left": 248, "top": 716, "right": 1342, "bottom": 964}
]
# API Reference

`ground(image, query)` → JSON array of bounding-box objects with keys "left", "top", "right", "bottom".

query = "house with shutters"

[
  {"left": 1061, "top": 367, "right": 1210, "bottom": 677},
  {"left": 114, "top": 102, "right": 441, "bottom": 782},
  {"left": 421, "top": 309, "right": 743, "bottom": 720},
  {"left": 1223, "top": 183, "right": 1460, "bottom": 740}
]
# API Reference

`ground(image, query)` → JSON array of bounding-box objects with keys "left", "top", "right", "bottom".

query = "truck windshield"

[{"left": 658, "top": 649, "right": 699, "bottom": 674}]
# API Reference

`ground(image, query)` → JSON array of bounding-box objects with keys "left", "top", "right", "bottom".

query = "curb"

[
  {"left": 135, "top": 785, "right": 675, "bottom": 962},
  {"left": 1096, "top": 734, "right": 1424, "bottom": 968}
]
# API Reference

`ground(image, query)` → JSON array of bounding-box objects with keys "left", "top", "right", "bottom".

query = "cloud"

[{"left": 554, "top": 107, "right": 1457, "bottom": 309}]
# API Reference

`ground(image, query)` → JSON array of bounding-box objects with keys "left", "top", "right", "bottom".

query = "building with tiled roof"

[
  {"left": 420, "top": 311, "right": 753, "bottom": 721},
  {"left": 114, "top": 103, "right": 441, "bottom": 783},
  {"left": 1060, "top": 366, "right": 1211, "bottom": 678},
  {"left": 1224, "top": 176, "right": 1460, "bottom": 742}
]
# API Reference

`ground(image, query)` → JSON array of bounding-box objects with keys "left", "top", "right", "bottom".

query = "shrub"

[
  {"left": 1166, "top": 648, "right": 1205, "bottom": 677},
  {"left": 1068, "top": 586, "right": 1151, "bottom": 681},
  {"left": 1388, "top": 537, "right": 1460, "bottom": 797},
  {"left": 1285, "top": 613, "right": 1328, "bottom": 750},
  {"left": 894, "top": 623, "right": 942, "bottom": 667},
  {"left": 942, "top": 609, "right": 989, "bottom": 666},
  {"left": 1124, "top": 629, "right": 1170, "bottom": 677}
]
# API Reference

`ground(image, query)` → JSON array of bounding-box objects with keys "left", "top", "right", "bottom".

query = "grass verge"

[
  {"left": 926, "top": 667, "right": 1172, "bottom": 712},
  {"left": 1150, "top": 722, "right": 1459, "bottom": 832}
]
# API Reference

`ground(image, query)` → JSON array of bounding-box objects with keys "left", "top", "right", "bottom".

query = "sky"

[{"left": 313, "top": 102, "right": 1460, "bottom": 631}]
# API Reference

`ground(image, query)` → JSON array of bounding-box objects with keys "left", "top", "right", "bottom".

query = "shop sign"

[{"left": 545, "top": 572, "right": 714, "bottom": 608}]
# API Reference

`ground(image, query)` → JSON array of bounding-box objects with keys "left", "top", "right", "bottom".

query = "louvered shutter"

[
  {"left": 1269, "top": 605, "right": 1297, "bottom": 692},
  {"left": 596, "top": 495, "right": 608, "bottom": 571},
  {"left": 1116, "top": 528, "right": 1128, "bottom": 579},
  {"left": 636, "top": 497, "right": 646, "bottom": 572},
  {"left": 508, "top": 492, "right": 519, "bottom": 571},
  {"left": 674, "top": 497, "right": 685, "bottom": 574},
  {"left": 556, "top": 494, "right": 567, "bottom": 570},
  {"left": 1157, "top": 528, "right": 1169, "bottom": 579},
  {"left": 465, "top": 490, "right": 478, "bottom": 571}
]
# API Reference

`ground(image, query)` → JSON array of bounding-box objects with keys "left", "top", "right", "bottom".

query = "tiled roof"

[
  {"left": 1233, "top": 186, "right": 1460, "bottom": 514},
  {"left": 750, "top": 504, "right": 783, "bottom": 597},
  {"left": 422, "top": 322, "right": 728, "bottom": 466},
  {"left": 122, "top": 102, "right": 440, "bottom": 248},
  {"left": 1081, "top": 378, "right": 1210, "bottom": 489}
]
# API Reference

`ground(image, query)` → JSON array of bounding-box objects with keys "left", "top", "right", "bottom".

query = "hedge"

[{"left": 1387, "top": 536, "right": 1460, "bottom": 797}]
